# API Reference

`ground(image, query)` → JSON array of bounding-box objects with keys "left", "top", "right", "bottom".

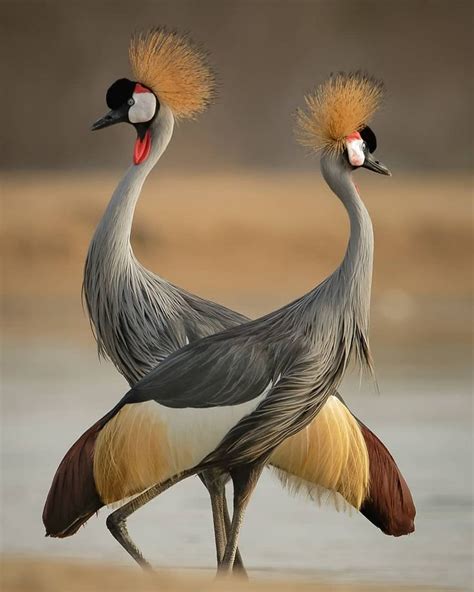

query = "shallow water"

[{"left": 1, "top": 342, "right": 472, "bottom": 590}]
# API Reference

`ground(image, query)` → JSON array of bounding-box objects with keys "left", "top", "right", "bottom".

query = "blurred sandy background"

[{"left": 1, "top": 1, "right": 472, "bottom": 591}]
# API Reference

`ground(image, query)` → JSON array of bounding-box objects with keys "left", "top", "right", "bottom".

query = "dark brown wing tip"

[
  {"left": 359, "top": 422, "right": 416, "bottom": 537},
  {"left": 360, "top": 499, "right": 415, "bottom": 537},
  {"left": 42, "top": 421, "right": 105, "bottom": 538},
  {"left": 44, "top": 509, "right": 99, "bottom": 538}
]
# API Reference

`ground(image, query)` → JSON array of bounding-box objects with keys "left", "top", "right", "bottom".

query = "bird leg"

[
  {"left": 200, "top": 471, "right": 227, "bottom": 564},
  {"left": 200, "top": 469, "right": 248, "bottom": 577},
  {"left": 210, "top": 490, "right": 227, "bottom": 563},
  {"left": 106, "top": 511, "right": 151, "bottom": 570},
  {"left": 217, "top": 462, "right": 265, "bottom": 576},
  {"left": 106, "top": 465, "right": 251, "bottom": 575},
  {"left": 221, "top": 490, "right": 248, "bottom": 578},
  {"left": 106, "top": 470, "right": 193, "bottom": 569}
]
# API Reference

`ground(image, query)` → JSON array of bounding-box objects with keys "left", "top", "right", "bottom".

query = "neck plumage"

[
  {"left": 82, "top": 105, "right": 175, "bottom": 380},
  {"left": 302, "top": 155, "right": 374, "bottom": 373},
  {"left": 88, "top": 105, "right": 174, "bottom": 265},
  {"left": 322, "top": 155, "right": 374, "bottom": 313}
]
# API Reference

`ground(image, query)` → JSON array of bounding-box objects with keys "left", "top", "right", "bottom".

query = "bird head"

[
  {"left": 344, "top": 125, "right": 391, "bottom": 176},
  {"left": 91, "top": 78, "right": 158, "bottom": 165},
  {"left": 91, "top": 27, "right": 216, "bottom": 166},
  {"left": 296, "top": 71, "right": 391, "bottom": 176}
]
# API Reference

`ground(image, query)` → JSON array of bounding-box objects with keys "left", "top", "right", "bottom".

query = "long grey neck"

[
  {"left": 321, "top": 155, "right": 374, "bottom": 307},
  {"left": 295, "top": 154, "right": 374, "bottom": 371},
  {"left": 89, "top": 104, "right": 174, "bottom": 261}
]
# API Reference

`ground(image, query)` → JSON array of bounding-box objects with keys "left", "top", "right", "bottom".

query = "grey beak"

[
  {"left": 91, "top": 108, "right": 127, "bottom": 131},
  {"left": 362, "top": 152, "right": 392, "bottom": 176}
]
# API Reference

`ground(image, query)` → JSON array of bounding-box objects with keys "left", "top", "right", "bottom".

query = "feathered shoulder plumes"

[
  {"left": 296, "top": 71, "right": 384, "bottom": 155},
  {"left": 129, "top": 27, "right": 216, "bottom": 119}
]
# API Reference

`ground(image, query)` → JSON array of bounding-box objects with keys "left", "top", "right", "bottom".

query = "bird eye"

[
  {"left": 361, "top": 142, "right": 367, "bottom": 151},
  {"left": 127, "top": 98, "right": 135, "bottom": 106}
]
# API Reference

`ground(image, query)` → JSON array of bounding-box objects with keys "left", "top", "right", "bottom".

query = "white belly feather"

[{"left": 93, "top": 381, "right": 273, "bottom": 504}]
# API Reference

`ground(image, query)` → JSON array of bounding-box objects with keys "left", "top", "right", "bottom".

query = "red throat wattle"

[{"left": 133, "top": 130, "right": 152, "bottom": 165}]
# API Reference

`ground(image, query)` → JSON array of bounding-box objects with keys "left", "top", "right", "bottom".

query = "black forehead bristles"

[
  {"left": 360, "top": 125, "right": 377, "bottom": 153},
  {"left": 106, "top": 78, "right": 136, "bottom": 110}
]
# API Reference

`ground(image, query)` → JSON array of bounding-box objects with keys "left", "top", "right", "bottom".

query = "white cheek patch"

[
  {"left": 128, "top": 92, "right": 157, "bottom": 124},
  {"left": 346, "top": 137, "right": 365, "bottom": 167}
]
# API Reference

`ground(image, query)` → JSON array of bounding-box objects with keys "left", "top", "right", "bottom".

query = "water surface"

[{"left": 1, "top": 343, "right": 472, "bottom": 590}]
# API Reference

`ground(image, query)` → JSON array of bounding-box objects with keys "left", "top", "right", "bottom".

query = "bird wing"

[
  {"left": 198, "top": 334, "right": 348, "bottom": 469},
  {"left": 125, "top": 328, "right": 277, "bottom": 409}
]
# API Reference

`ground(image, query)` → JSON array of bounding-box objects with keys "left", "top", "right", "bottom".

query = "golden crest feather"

[
  {"left": 129, "top": 27, "right": 216, "bottom": 119},
  {"left": 295, "top": 72, "right": 384, "bottom": 155}
]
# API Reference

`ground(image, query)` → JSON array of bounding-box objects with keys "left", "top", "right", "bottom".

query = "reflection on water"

[{"left": 1, "top": 342, "right": 472, "bottom": 590}]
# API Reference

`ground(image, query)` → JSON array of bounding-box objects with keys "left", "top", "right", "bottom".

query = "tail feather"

[
  {"left": 43, "top": 419, "right": 105, "bottom": 538},
  {"left": 359, "top": 422, "right": 416, "bottom": 536}
]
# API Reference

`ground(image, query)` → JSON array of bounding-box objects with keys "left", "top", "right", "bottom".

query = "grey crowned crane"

[{"left": 43, "top": 35, "right": 415, "bottom": 575}]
